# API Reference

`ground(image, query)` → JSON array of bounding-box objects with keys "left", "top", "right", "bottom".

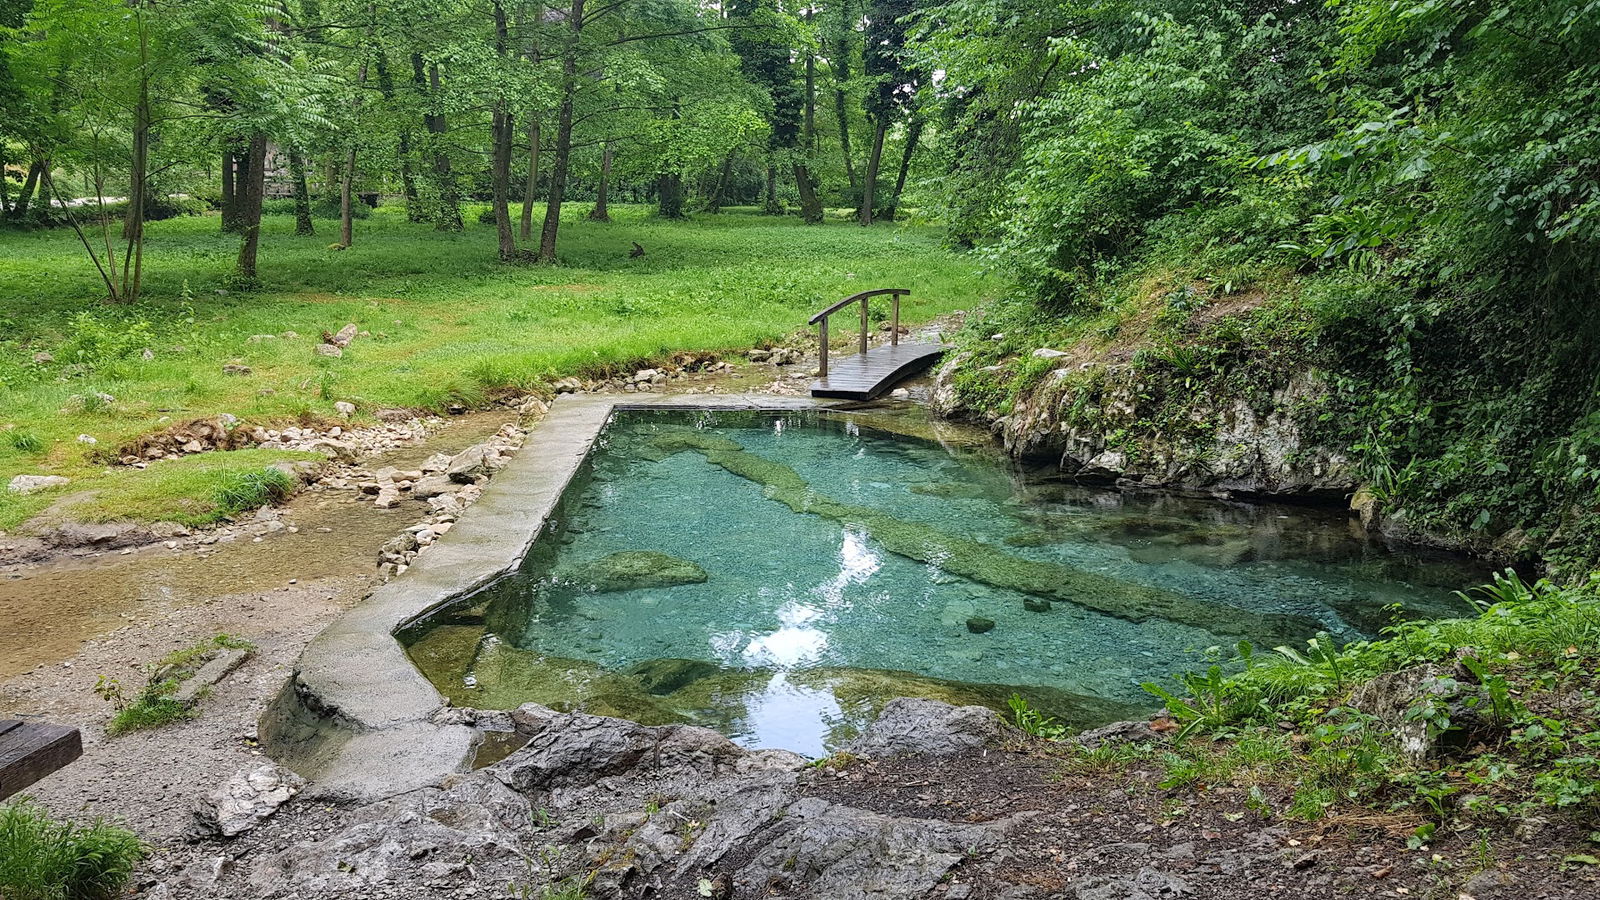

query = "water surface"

[{"left": 406, "top": 409, "right": 1480, "bottom": 756}]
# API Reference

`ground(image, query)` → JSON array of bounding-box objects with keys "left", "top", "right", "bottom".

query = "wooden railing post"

[
  {"left": 891, "top": 292, "right": 901, "bottom": 346},
  {"left": 859, "top": 295, "right": 869, "bottom": 354},
  {"left": 818, "top": 317, "right": 829, "bottom": 377}
]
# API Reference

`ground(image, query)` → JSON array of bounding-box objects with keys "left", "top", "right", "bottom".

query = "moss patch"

[{"left": 562, "top": 551, "right": 709, "bottom": 594}]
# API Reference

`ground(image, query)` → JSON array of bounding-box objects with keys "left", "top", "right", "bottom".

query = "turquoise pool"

[{"left": 405, "top": 408, "right": 1481, "bottom": 756}]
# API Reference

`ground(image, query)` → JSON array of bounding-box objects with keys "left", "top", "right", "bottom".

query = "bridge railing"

[{"left": 807, "top": 288, "right": 910, "bottom": 377}]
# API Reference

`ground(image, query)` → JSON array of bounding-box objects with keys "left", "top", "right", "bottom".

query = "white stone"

[
  {"left": 8, "top": 474, "right": 69, "bottom": 494},
  {"left": 1031, "top": 348, "right": 1069, "bottom": 359}
]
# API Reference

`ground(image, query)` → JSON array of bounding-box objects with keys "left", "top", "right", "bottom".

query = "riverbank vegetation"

[
  {"left": 0, "top": 207, "right": 986, "bottom": 529},
  {"left": 924, "top": 0, "right": 1600, "bottom": 572}
]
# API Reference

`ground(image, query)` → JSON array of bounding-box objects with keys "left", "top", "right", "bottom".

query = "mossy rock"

[
  {"left": 405, "top": 624, "right": 489, "bottom": 691},
  {"left": 628, "top": 657, "right": 723, "bottom": 695},
  {"left": 563, "top": 551, "right": 708, "bottom": 594}
]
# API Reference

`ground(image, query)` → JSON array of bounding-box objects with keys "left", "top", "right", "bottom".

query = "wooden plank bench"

[{"left": 0, "top": 718, "right": 83, "bottom": 801}]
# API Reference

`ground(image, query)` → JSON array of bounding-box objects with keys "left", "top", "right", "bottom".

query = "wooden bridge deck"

[
  {"left": 810, "top": 341, "right": 948, "bottom": 401},
  {"left": 0, "top": 719, "right": 82, "bottom": 800}
]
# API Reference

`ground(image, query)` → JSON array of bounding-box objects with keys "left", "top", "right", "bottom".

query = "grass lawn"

[{"left": 0, "top": 203, "right": 994, "bottom": 530}]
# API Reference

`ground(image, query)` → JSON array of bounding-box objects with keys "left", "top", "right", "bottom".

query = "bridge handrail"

[
  {"left": 809, "top": 288, "right": 910, "bottom": 378},
  {"left": 807, "top": 288, "right": 910, "bottom": 325}
]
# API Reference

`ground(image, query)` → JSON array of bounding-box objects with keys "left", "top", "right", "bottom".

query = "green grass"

[
  {"left": 0, "top": 798, "right": 144, "bottom": 900},
  {"left": 0, "top": 204, "right": 994, "bottom": 528}
]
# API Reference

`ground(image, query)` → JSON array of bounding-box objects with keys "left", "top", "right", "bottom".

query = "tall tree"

[{"left": 858, "top": 0, "right": 915, "bottom": 225}]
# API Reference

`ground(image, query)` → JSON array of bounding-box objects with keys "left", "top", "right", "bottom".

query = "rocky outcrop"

[
  {"left": 193, "top": 699, "right": 1017, "bottom": 899},
  {"left": 933, "top": 356, "right": 1355, "bottom": 500},
  {"left": 846, "top": 697, "right": 1011, "bottom": 758},
  {"left": 7, "top": 474, "right": 69, "bottom": 493}
]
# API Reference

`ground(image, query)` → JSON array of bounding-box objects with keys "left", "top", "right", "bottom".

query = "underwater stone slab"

[{"left": 565, "top": 550, "right": 708, "bottom": 593}]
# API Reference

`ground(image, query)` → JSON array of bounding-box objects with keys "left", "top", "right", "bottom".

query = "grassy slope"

[{"left": 0, "top": 204, "right": 992, "bottom": 529}]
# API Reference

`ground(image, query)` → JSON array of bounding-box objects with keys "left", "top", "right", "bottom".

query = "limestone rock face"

[
  {"left": 564, "top": 550, "right": 708, "bottom": 593},
  {"left": 933, "top": 355, "right": 1355, "bottom": 499},
  {"left": 192, "top": 762, "right": 305, "bottom": 839},
  {"left": 846, "top": 697, "right": 1007, "bottom": 758}
]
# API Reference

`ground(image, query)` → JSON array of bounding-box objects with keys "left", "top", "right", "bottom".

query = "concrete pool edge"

[{"left": 260, "top": 393, "right": 836, "bottom": 802}]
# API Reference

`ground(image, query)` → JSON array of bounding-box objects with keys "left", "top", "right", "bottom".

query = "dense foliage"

[{"left": 918, "top": 0, "right": 1600, "bottom": 569}]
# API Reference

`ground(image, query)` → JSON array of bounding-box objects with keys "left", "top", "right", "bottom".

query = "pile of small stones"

[
  {"left": 366, "top": 423, "right": 529, "bottom": 579},
  {"left": 747, "top": 346, "right": 804, "bottom": 365},
  {"left": 550, "top": 360, "right": 737, "bottom": 396},
  {"left": 113, "top": 411, "right": 440, "bottom": 466}
]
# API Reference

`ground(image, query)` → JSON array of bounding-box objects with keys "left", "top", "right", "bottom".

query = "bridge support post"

[
  {"left": 818, "top": 317, "right": 829, "bottom": 377},
  {"left": 859, "top": 296, "right": 869, "bottom": 354}
]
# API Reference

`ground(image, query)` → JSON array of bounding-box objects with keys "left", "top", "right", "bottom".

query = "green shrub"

[
  {"left": 212, "top": 467, "right": 294, "bottom": 517},
  {"left": 0, "top": 799, "right": 144, "bottom": 900},
  {"left": 3, "top": 428, "right": 43, "bottom": 453}
]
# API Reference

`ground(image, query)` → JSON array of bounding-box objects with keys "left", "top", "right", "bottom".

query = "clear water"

[{"left": 405, "top": 408, "right": 1482, "bottom": 757}]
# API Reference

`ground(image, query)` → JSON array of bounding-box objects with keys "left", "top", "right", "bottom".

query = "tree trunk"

[
  {"left": 290, "top": 152, "right": 315, "bottom": 235},
  {"left": 519, "top": 117, "right": 541, "bottom": 239},
  {"left": 704, "top": 152, "right": 733, "bottom": 213},
  {"left": 793, "top": 162, "right": 822, "bottom": 225},
  {"left": 341, "top": 52, "right": 371, "bottom": 247},
  {"left": 834, "top": 77, "right": 857, "bottom": 194},
  {"left": 656, "top": 173, "right": 684, "bottom": 219},
  {"left": 804, "top": 9, "right": 816, "bottom": 153},
  {"left": 122, "top": 66, "right": 150, "bottom": 301},
  {"left": 588, "top": 142, "right": 612, "bottom": 222},
  {"left": 0, "top": 145, "right": 11, "bottom": 214},
  {"left": 880, "top": 117, "right": 922, "bottom": 223},
  {"left": 490, "top": 0, "right": 517, "bottom": 260},
  {"left": 763, "top": 162, "right": 779, "bottom": 214},
  {"left": 234, "top": 133, "right": 269, "bottom": 282},
  {"left": 415, "top": 54, "right": 462, "bottom": 232},
  {"left": 11, "top": 159, "right": 43, "bottom": 220},
  {"left": 339, "top": 148, "right": 357, "bottom": 248},
  {"left": 537, "top": 0, "right": 583, "bottom": 263},
  {"left": 858, "top": 121, "right": 886, "bottom": 226},
  {"left": 220, "top": 150, "right": 238, "bottom": 232},
  {"left": 374, "top": 50, "right": 422, "bottom": 222}
]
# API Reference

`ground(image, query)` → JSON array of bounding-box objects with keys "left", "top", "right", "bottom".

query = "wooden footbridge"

[{"left": 808, "top": 289, "right": 948, "bottom": 400}]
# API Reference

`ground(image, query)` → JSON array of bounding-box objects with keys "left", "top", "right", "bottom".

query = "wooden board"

[
  {"left": 811, "top": 342, "right": 948, "bottom": 401},
  {"left": 0, "top": 718, "right": 83, "bottom": 801}
]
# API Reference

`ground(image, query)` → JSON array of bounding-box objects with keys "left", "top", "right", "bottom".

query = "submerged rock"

[
  {"left": 966, "top": 616, "right": 995, "bottom": 634},
  {"left": 627, "top": 657, "right": 721, "bottom": 695},
  {"left": 1023, "top": 597, "right": 1053, "bottom": 612},
  {"left": 564, "top": 550, "right": 708, "bottom": 594}
]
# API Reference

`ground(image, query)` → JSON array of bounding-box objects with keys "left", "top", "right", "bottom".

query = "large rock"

[
  {"left": 493, "top": 704, "right": 744, "bottom": 794},
  {"left": 564, "top": 551, "right": 708, "bottom": 594},
  {"left": 8, "top": 474, "right": 69, "bottom": 494},
  {"left": 445, "top": 445, "right": 489, "bottom": 483},
  {"left": 1348, "top": 663, "right": 1500, "bottom": 763},
  {"left": 846, "top": 697, "right": 1007, "bottom": 758},
  {"left": 191, "top": 762, "right": 305, "bottom": 838}
]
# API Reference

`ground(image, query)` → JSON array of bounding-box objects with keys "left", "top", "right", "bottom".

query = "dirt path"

[{"left": 0, "top": 411, "right": 516, "bottom": 838}]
